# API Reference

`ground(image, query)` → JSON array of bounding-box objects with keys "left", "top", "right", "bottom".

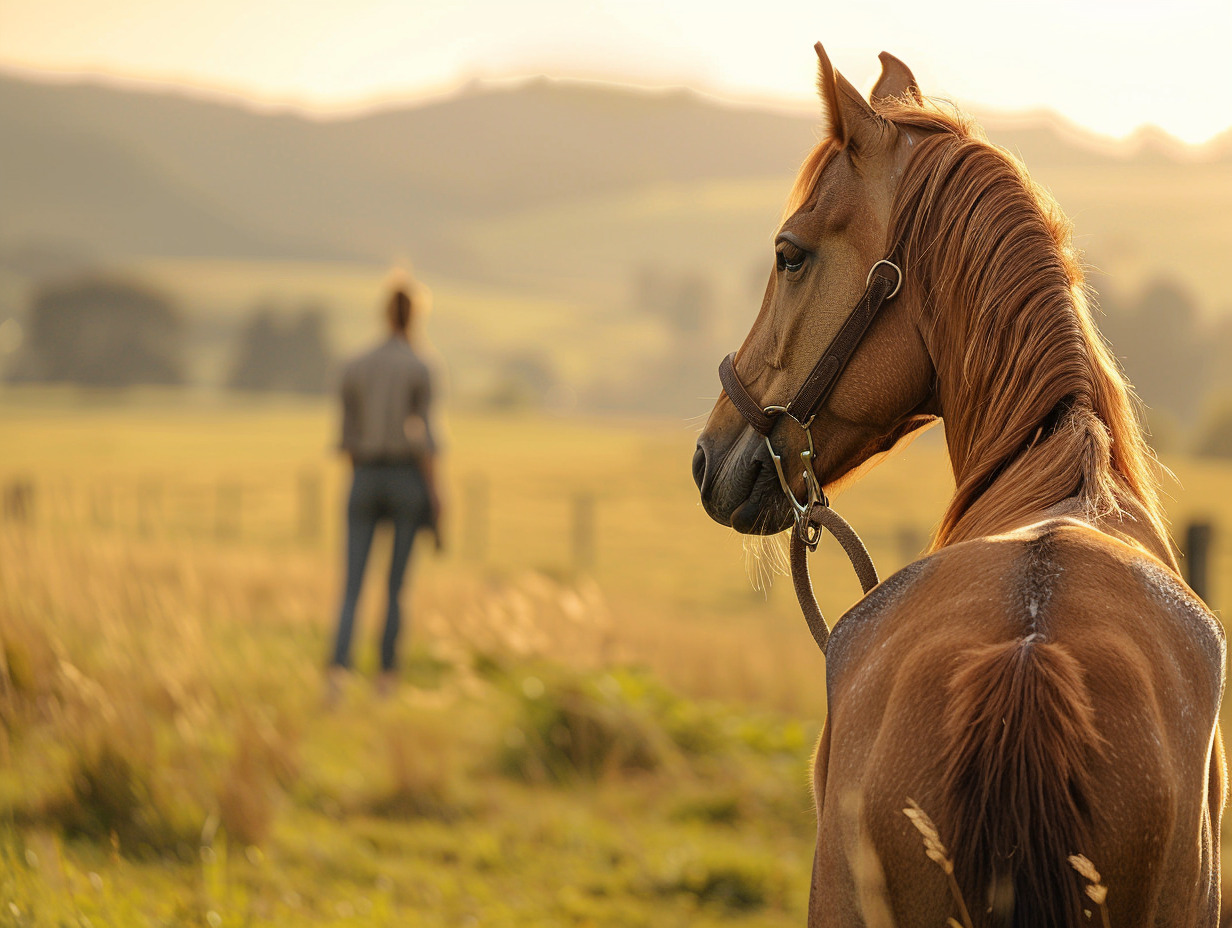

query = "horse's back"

[{"left": 814, "top": 518, "right": 1225, "bottom": 927}]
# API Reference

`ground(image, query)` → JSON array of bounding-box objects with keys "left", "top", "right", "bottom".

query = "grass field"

[{"left": 1, "top": 389, "right": 1230, "bottom": 926}]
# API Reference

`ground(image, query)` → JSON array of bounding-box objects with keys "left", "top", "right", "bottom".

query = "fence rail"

[
  {"left": 1, "top": 471, "right": 1223, "bottom": 610},
  {"left": 0, "top": 470, "right": 328, "bottom": 547}
]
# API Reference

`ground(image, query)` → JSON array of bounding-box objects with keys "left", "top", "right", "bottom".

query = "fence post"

[
  {"left": 2, "top": 479, "right": 34, "bottom": 525},
  {"left": 462, "top": 474, "right": 489, "bottom": 563},
  {"left": 1183, "top": 521, "right": 1213, "bottom": 604},
  {"left": 572, "top": 492, "right": 596, "bottom": 573}
]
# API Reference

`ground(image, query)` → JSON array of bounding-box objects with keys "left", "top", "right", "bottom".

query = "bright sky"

[{"left": 1, "top": 0, "right": 1229, "bottom": 144}]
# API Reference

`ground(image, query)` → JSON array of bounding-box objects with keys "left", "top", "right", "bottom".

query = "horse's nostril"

[{"left": 692, "top": 444, "right": 707, "bottom": 492}]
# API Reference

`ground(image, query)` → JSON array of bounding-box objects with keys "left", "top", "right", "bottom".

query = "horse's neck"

[
  {"left": 942, "top": 432, "right": 1178, "bottom": 569},
  {"left": 921, "top": 296, "right": 1176, "bottom": 568}
]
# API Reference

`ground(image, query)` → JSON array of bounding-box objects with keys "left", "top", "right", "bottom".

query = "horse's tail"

[{"left": 939, "top": 635, "right": 1100, "bottom": 927}]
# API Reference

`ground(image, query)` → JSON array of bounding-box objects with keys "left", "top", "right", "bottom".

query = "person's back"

[
  {"left": 328, "top": 284, "right": 443, "bottom": 701},
  {"left": 340, "top": 337, "right": 435, "bottom": 466}
]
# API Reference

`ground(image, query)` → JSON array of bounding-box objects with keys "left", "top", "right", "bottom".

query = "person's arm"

[
  {"left": 421, "top": 451, "right": 444, "bottom": 549},
  {"left": 418, "top": 366, "right": 445, "bottom": 551}
]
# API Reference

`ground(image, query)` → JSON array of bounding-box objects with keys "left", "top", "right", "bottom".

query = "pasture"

[{"left": 1, "top": 390, "right": 1230, "bottom": 925}]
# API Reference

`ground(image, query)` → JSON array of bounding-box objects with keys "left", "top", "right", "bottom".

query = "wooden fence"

[{"left": 0, "top": 472, "right": 1222, "bottom": 609}]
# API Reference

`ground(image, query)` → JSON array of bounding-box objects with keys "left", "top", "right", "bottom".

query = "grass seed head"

[
  {"left": 1067, "top": 854, "right": 1100, "bottom": 883},
  {"left": 903, "top": 798, "right": 954, "bottom": 875},
  {"left": 1069, "top": 853, "right": 1110, "bottom": 912}
]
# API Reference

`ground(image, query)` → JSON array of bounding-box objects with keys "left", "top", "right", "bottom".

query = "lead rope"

[{"left": 790, "top": 502, "right": 879, "bottom": 653}]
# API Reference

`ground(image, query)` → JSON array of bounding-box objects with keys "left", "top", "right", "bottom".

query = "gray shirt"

[{"left": 339, "top": 337, "right": 437, "bottom": 462}]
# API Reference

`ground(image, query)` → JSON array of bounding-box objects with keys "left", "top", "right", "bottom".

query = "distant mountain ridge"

[{"left": 2, "top": 70, "right": 1225, "bottom": 276}]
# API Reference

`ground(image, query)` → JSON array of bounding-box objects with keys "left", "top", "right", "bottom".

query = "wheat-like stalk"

[
  {"left": 839, "top": 790, "right": 895, "bottom": 928},
  {"left": 903, "top": 798, "right": 974, "bottom": 928},
  {"left": 1068, "top": 854, "right": 1111, "bottom": 928}
]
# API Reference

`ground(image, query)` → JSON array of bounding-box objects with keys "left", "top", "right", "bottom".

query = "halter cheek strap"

[
  {"left": 719, "top": 258, "right": 902, "bottom": 432},
  {"left": 717, "top": 257, "right": 902, "bottom": 654}
]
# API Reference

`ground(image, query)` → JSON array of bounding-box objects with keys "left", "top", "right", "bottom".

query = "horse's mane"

[{"left": 789, "top": 96, "right": 1169, "bottom": 553}]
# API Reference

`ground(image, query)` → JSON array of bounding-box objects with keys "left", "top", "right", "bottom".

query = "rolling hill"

[
  {"left": 2, "top": 70, "right": 1230, "bottom": 413},
  {"left": 2, "top": 71, "right": 1228, "bottom": 282}
]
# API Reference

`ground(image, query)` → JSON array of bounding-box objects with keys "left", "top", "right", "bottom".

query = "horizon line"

[{"left": 2, "top": 60, "right": 1229, "bottom": 152}]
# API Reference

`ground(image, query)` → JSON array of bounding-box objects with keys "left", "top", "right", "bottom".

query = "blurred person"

[{"left": 328, "top": 281, "right": 443, "bottom": 701}]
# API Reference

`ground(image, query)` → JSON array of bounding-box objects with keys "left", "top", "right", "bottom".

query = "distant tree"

[
  {"left": 9, "top": 276, "right": 184, "bottom": 386},
  {"left": 484, "top": 350, "right": 557, "bottom": 410},
  {"left": 633, "top": 265, "right": 715, "bottom": 337},
  {"left": 1207, "top": 313, "right": 1232, "bottom": 396},
  {"left": 228, "top": 308, "right": 280, "bottom": 391},
  {"left": 285, "top": 311, "right": 332, "bottom": 393},
  {"left": 668, "top": 274, "right": 713, "bottom": 336},
  {"left": 228, "top": 304, "right": 333, "bottom": 394},
  {"left": 632, "top": 267, "right": 672, "bottom": 320},
  {"left": 1195, "top": 402, "right": 1232, "bottom": 460},
  {"left": 1097, "top": 278, "right": 1207, "bottom": 423},
  {"left": 626, "top": 265, "right": 724, "bottom": 414}
]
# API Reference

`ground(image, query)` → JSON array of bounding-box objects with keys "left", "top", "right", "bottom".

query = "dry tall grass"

[{"left": 2, "top": 398, "right": 1231, "bottom": 925}]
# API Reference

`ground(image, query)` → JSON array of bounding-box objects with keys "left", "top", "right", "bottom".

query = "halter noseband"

[{"left": 716, "top": 257, "right": 903, "bottom": 652}]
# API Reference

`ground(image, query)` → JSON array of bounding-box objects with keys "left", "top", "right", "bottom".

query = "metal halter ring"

[
  {"left": 866, "top": 259, "right": 903, "bottom": 300},
  {"left": 762, "top": 406, "right": 827, "bottom": 546}
]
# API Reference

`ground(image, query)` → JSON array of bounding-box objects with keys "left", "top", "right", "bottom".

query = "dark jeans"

[{"left": 331, "top": 462, "right": 430, "bottom": 672}]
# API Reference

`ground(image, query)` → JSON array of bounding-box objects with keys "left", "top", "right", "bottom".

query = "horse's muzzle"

[{"left": 694, "top": 430, "right": 793, "bottom": 534}]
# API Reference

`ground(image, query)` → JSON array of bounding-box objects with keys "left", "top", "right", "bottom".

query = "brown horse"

[{"left": 692, "top": 44, "right": 1226, "bottom": 927}]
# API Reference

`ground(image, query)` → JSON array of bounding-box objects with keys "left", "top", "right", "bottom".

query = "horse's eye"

[{"left": 776, "top": 244, "right": 806, "bottom": 274}]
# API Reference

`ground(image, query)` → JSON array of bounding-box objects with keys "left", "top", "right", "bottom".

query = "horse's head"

[{"left": 694, "top": 45, "right": 939, "bottom": 534}]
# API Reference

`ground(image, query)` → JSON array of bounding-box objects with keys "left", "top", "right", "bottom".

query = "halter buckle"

[{"left": 763, "top": 406, "right": 828, "bottom": 547}]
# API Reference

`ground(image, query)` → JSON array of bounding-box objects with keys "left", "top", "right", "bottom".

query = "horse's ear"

[
  {"left": 815, "top": 42, "right": 878, "bottom": 149},
  {"left": 871, "top": 51, "right": 921, "bottom": 104}
]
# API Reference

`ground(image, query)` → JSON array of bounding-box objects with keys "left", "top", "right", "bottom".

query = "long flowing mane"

[
  {"left": 789, "top": 97, "right": 1170, "bottom": 554},
  {"left": 721, "top": 55, "right": 1225, "bottom": 926}
]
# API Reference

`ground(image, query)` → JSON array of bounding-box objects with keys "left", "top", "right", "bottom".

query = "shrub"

[
  {"left": 500, "top": 671, "right": 668, "bottom": 783},
  {"left": 49, "top": 741, "right": 198, "bottom": 856},
  {"left": 217, "top": 713, "right": 299, "bottom": 846},
  {"left": 670, "top": 790, "right": 743, "bottom": 826},
  {"left": 364, "top": 708, "right": 461, "bottom": 820},
  {"left": 654, "top": 846, "right": 789, "bottom": 913}
]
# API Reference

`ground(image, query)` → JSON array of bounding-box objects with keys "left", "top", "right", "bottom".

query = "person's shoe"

[
  {"left": 323, "top": 666, "right": 350, "bottom": 709},
  {"left": 375, "top": 671, "right": 398, "bottom": 699}
]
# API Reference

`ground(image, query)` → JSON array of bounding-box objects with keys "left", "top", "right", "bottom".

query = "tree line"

[
  {"left": 6, "top": 270, "right": 1232, "bottom": 460},
  {"left": 1094, "top": 276, "right": 1232, "bottom": 457},
  {"left": 5, "top": 276, "right": 333, "bottom": 394}
]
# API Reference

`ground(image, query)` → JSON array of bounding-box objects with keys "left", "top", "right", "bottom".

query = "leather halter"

[{"left": 716, "top": 257, "right": 903, "bottom": 653}]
